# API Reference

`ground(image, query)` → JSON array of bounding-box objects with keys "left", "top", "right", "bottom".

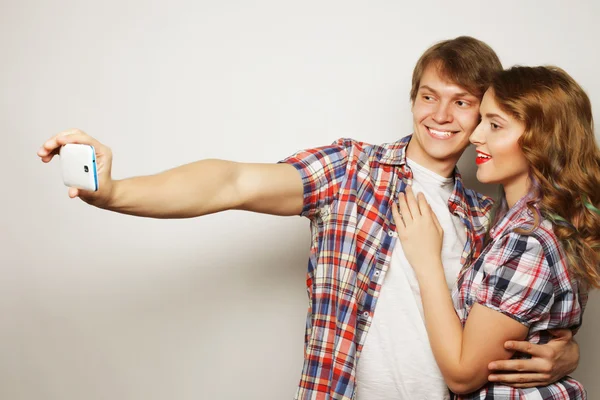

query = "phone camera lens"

[{"left": 84, "top": 165, "right": 89, "bottom": 173}]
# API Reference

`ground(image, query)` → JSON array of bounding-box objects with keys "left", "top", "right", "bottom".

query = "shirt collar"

[
  {"left": 379, "top": 134, "right": 412, "bottom": 166},
  {"left": 490, "top": 194, "right": 536, "bottom": 239},
  {"left": 380, "top": 134, "right": 462, "bottom": 179},
  {"left": 447, "top": 168, "right": 468, "bottom": 215}
]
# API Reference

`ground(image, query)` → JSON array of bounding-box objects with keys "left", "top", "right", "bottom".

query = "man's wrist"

[{"left": 102, "top": 179, "right": 121, "bottom": 211}]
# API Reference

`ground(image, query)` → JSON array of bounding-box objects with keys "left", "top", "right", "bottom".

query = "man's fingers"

[
  {"left": 548, "top": 328, "right": 573, "bottom": 340},
  {"left": 38, "top": 140, "right": 59, "bottom": 157},
  {"left": 489, "top": 356, "right": 549, "bottom": 373},
  {"left": 56, "top": 132, "right": 101, "bottom": 149},
  {"left": 68, "top": 187, "right": 80, "bottom": 198},
  {"left": 39, "top": 151, "right": 59, "bottom": 163},
  {"left": 38, "top": 129, "right": 100, "bottom": 158},
  {"left": 38, "top": 129, "right": 79, "bottom": 155},
  {"left": 505, "top": 382, "right": 549, "bottom": 389},
  {"left": 488, "top": 373, "right": 552, "bottom": 385},
  {"left": 504, "top": 340, "right": 546, "bottom": 357}
]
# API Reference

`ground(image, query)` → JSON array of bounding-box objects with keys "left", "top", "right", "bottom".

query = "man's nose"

[{"left": 432, "top": 102, "right": 452, "bottom": 124}]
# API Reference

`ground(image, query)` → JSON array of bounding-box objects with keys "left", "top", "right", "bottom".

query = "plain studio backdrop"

[{"left": 1, "top": 1, "right": 599, "bottom": 399}]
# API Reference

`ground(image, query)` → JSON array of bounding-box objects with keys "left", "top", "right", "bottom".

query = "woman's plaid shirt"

[
  {"left": 452, "top": 196, "right": 588, "bottom": 399},
  {"left": 281, "top": 135, "right": 494, "bottom": 400}
]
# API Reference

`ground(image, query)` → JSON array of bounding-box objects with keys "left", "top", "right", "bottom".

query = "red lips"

[{"left": 475, "top": 151, "right": 492, "bottom": 165}]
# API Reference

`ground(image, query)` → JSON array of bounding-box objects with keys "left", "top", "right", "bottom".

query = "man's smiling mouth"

[{"left": 425, "top": 126, "right": 459, "bottom": 139}]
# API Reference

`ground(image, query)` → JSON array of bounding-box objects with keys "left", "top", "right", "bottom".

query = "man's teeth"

[{"left": 429, "top": 128, "right": 454, "bottom": 137}]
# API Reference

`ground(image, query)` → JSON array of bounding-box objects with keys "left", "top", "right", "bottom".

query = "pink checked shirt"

[{"left": 452, "top": 196, "right": 588, "bottom": 399}]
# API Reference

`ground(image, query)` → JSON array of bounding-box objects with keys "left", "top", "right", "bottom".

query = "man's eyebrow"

[
  {"left": 485, "top": 112, "right": 508, "bottom": 122},
  {"left": 454, "top": 92, "right": 476, "bottom": 98},
  {"left": 419, "top": 85, "right": 439, "bottom": 95},
  {"left": 420, "top": 85, "right": 476, "bottom": 99}
]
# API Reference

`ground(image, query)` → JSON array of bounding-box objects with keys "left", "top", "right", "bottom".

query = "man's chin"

[{"left": 424, "top": 141, "right": 463, "bottom": 159}]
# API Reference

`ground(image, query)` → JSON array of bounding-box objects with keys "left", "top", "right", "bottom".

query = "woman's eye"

[{"left": 491, "top": 123, "right": 500, "bottom": 130}]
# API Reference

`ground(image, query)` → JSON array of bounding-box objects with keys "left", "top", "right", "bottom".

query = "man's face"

[{"left": 409, "top": 65, "right": 481, "bottom": 174}]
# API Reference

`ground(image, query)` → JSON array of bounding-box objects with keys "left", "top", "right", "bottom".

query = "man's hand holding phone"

[{"left": 38, "top": 129, "right": 115, "bottom": 208}]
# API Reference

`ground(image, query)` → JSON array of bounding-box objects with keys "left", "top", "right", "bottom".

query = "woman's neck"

[{"left": 503, "top": 175, "right": 531, "bottom": 209}]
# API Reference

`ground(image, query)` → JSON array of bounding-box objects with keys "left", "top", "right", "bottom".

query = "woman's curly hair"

[{"left": 489, "top": 66, "right": 600, "bottom": 289}]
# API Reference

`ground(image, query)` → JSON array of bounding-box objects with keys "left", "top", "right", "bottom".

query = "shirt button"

[
  {"left": 388, "top": 230, "right": 394, "bottom": 237},
  {"left": 363, "top": 311, "right": 370, "bottom": 318},
  {"left": 374, "top": 270, "right": 380, "bottom": 277}
]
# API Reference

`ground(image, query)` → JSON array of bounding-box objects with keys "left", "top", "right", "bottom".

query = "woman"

[{"left": 394, "top": 66, "right": 600, "bottom": 398}]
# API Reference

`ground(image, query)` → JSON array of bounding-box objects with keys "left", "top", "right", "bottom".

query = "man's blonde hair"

[{"left": 410, "top": 36, "right": 502, "bottom": 102}]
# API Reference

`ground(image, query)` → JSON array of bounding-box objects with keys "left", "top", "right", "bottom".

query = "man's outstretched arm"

[{"left": 38, "top": 129, "right": 305, "bottom": 218}]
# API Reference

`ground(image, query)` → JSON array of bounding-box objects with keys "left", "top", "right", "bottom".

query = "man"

[{"left": 38, "top": 36, "right": 580, "bottom": 399}]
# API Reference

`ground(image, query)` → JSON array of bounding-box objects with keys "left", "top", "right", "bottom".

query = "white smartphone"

[{"left": 59, "top": 143, "right": 99, "bottom": 191}]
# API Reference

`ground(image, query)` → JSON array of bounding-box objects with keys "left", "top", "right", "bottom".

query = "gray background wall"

[{"left": 1, "top": 0, "right": 599, "bottom": 399}]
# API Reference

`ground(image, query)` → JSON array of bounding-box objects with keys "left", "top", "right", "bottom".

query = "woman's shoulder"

[
  {"left": 499, "top": 218, "right": 577, "bottom": 291},
  {"left": 498, "top": 214, "right": 561, "bottom": 255},
  {"left": 518, "top": 218, "right": 563, "bottom": 262}
]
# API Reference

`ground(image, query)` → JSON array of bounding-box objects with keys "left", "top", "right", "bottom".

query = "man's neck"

[{"left": 405, "top": 142, "right": 459, "bottom": 178}]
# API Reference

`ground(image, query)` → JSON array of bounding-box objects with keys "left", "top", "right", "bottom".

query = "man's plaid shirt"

[
  {"left": 281, "top": 135, "right": 494, "bottom": 399},
  {"left": 452, "top": 196, "right": 588, "bottom": 399}
]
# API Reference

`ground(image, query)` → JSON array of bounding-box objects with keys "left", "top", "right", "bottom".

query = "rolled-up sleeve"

[{"left": 279, "top": 138, "right": 355, "bottom": 220}]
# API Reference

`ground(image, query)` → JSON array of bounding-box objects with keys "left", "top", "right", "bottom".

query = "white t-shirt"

[{"left": 355, "top": 158, "right": 468, "bottom": 400}]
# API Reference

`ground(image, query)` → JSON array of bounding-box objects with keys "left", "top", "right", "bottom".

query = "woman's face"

[{"left": 469, "top": 89, "right": 530, "bottom": 198}]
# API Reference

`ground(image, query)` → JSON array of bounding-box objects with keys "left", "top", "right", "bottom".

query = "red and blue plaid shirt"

[
  {"left": 281, "top": 135, "right": 494, "bottom": 399},
  {"left": 452, "top": 196, "right": 588, "bottom": 399}
]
